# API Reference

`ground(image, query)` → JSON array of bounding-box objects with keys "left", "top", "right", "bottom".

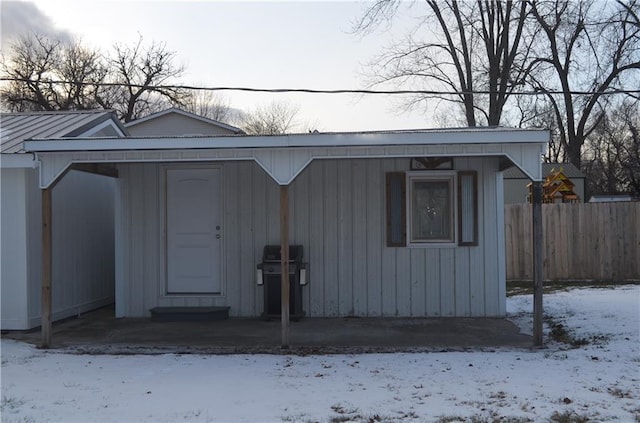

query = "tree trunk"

[{"left": 566, "top": 136, "right": 583, "bottom": 170}]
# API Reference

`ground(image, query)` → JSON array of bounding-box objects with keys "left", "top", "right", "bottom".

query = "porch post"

[
  {"left": 532, "top": 181, "right": 544, "bottom": 347},
  {"left": 280, "top": 185, "right": 290, "bottom": 349},
  {"left": 41, "top": 187, "right": 53, "bottom": 348}
]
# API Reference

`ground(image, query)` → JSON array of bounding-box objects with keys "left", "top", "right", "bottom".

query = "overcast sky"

[{"left": 1, "top": 0, "right": 436, "bottom": 131}]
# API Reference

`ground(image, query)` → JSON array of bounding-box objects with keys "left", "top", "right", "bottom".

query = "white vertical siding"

[
  {"left": 410, "top": 249, "right": 427, "bottom": 316},
  {"left": 380, "top": 160, "right": 397, "bottom": 316},
  {"left": 336, "top": 160, "right": 354, "bottom": 315},
  {"left": 323, "top": 160, "right": 339, "bottom": 316},
  {"left": 49, "top": 170, "right": 115, "bottom": 323},
  {"left": 224, "top": 163, "right": 241, "bottom": 311},
  {"left": 308, "top": 161, "right": 325, "bottom": 316},
  {"left": 482, "top": 159, "right": 502, "bottom": 316},
  {"left": 495, "top": 171, "right": 507, "bottom": 315},
  {"left": 366, "top": 160, "right": 383, "bottom": 316},
  {"left": 1, "top": 168, "right": 115, "bottom": 330},
  {"left": 351, "top": 161, "right": 368, "bottom": 316},
  {"left": 238, "top": 163, "right": 256, "bottom": 315},
  {"left": 26, "top": 168, "right": 43, "bottom": 327},
  {"left": 1, "top": 168, "right": 30, "bottom": 330},
  {"left": 114, "top": 169, "right": 126, "bottom": 318},
  {"left": 292, "top": 163, "right": 311, "bottom": 313},
  {"left": 119, "top": 157, "right": 505, "bottom": 318}
]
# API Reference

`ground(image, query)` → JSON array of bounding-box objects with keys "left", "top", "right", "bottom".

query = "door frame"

[{"left": 159, "top": 163, "right": 225, "bottom": 298}]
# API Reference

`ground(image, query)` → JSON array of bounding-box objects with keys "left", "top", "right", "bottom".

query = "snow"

[{"left": 1, "top": 285, "right": 638, "bottom": 422}]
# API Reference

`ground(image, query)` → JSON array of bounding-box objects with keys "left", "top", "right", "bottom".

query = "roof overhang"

[
  {"left": 0, "top": 153, "right": 37, "bottom": 168},
  {"left": 24, "top": 128, "right": 549, "bottom": 188}
]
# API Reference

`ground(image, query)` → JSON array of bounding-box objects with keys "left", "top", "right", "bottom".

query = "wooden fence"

[{"left": 505, "top": 202, "right": 640, "bottom": 281}]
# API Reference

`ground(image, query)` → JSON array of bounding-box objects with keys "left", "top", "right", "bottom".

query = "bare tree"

[
  {"left": 527, "top": 0, "right": 640, "bottom": 169},
  {"left": 1, "top": 33, "right": 189, "bottom": 122},
  {"left": 108, "top": 36, "right": 188, "bottom": 122},
  {"left": 355, "top": 0, "right": 533, "bottom": 126},
  {"left": 582, "top": 100, "right": 640, "bottom": 196},
  {"left": 515, "top": 95, "right": 566, "bottom": 162},
  {"left": 240, "top": 101, "right": 303, "bottom": 135},
  {"left": 1, "top": 33, "right": 108, "bottom": 111},
  {"left": 182, "top": 89, "right": 234, "bottom": 123}
]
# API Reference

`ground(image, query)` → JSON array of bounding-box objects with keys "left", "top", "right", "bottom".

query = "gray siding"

[
  {"left": 126, "top": 113, "right": 237, "bottom": 137},
  {"left": 117, "top": 157, "right": 505, "bottom": 318}
]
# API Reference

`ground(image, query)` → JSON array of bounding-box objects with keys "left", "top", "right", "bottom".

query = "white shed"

[
  {"left": 25, "top": 127, "right": 549, "bottom": 346},
  {"left": 1, "top": 110, "right": 127, "bottom": 330}
]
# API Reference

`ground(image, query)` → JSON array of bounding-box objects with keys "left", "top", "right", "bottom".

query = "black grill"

[{"left": 257, "top": 245, "right": 305, "bottom": 319}]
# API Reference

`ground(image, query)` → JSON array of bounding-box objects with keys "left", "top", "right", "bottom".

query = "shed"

[
  {"left": 24, "top": 127, "right": 549, "bottom": 347},
  {"left": 1, "top": 110, "right": 127, "bottom": 330}
]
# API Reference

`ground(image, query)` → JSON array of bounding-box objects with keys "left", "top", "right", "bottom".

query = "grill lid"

[{"left": 262, "top": 245, "right": 303, "bottom": 262}]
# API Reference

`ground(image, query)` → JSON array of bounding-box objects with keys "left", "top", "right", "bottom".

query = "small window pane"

[{"left": 411, "top": 179, "right": 452, "bottom": 242}]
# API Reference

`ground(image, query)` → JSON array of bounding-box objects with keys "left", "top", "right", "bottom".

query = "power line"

[{"left": 1, "top": 77, "right": 639, "bottom": 96}]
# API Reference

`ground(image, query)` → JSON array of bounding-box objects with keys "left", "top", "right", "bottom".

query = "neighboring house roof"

[
  {"left": 124, "top": 108, "right": 243, "bottom": 135},
  {"left": 589, "top": 194, "right": 634, "bottom": 203},
  {"left": 0, "top": 110, "right": 127, "bottom": 154},
  {"left": 503, "top": 162, "right": 585, "bottom": 179}
]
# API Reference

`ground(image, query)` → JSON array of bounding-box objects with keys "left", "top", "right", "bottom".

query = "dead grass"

[
  {"left": 0, "top": 395, "right": 24, "bottom": 412},
  {"left": 506, "top": 280, "right": 638, "bottom": 297},
  {"left": 549, "top": 411, "right": 591, "bottom": 423},
  {"left": 435, "top": 415, "right": 533, "bottom": 423},
  {"left": 546, "top": 319, "right": 590, "bottom": 347}
]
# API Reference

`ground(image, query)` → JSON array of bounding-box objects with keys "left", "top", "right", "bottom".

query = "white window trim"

[{"left": 406, "top": 171, "right": 457, "bottom": 247}]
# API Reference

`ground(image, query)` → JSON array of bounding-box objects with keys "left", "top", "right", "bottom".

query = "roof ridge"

[{"left": 1, "top": 109, "right": 112, "bottom": 116}]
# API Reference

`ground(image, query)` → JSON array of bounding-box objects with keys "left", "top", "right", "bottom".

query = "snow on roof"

[{"left": 0, "top": 110, "right": 126, "bottom": 154}]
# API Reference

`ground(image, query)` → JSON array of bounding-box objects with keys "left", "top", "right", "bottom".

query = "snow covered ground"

[{"left": 1, "top": 285, "right": 638, "bottom": 423}]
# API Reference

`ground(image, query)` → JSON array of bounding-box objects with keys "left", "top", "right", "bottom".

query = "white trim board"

[{"left": 31, "top": 142, "right": 546, "bottom": 188}]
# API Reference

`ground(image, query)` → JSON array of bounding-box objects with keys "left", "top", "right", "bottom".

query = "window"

[
  {"left": 408, "top": 174, "right": 454, "bottom": 243},
  {"left": 386, "top": 170, "right": 478, "bottom": 247}
]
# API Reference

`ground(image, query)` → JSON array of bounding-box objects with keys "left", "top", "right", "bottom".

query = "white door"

[{"left": 166, "top": 167, "right": 222, "bottom": 294}]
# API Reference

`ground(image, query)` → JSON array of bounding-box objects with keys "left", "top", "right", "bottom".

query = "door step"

[{"left": 149, "top": 306, "right": 230, "bottom": 322}]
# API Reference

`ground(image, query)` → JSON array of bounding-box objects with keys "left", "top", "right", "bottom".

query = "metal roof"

[
  {"left": 0, "top": 110, "right": 125, "bottom": 154},
  {"left": 25, "top": 126, "right": 549, "bottom": 150},
  {"left": 503, "top": 162, "right": 585, "bottom": 179}
]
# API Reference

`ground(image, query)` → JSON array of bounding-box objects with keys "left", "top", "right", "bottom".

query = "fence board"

[{"left": 505, "top": 203, "right": 640, "bottom": 282}]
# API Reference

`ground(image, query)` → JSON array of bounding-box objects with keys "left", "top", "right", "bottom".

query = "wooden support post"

[
  {"left": 280, "top": 185, "right": 290, "bottom": 349},
  {"left": 41, "top": 187, "right": 53, "bottom": 348},
  {"left": 532, "top": 181, "right": 544, "bottom": 347}
]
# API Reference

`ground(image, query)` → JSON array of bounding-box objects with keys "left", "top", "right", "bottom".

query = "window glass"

[{"left": 410, "top": 178, "right": 453, "bottom": 242}]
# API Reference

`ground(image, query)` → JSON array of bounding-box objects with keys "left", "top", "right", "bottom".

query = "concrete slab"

[{"left": 3, "top": 307, "right": 533, "bottom": 354}]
